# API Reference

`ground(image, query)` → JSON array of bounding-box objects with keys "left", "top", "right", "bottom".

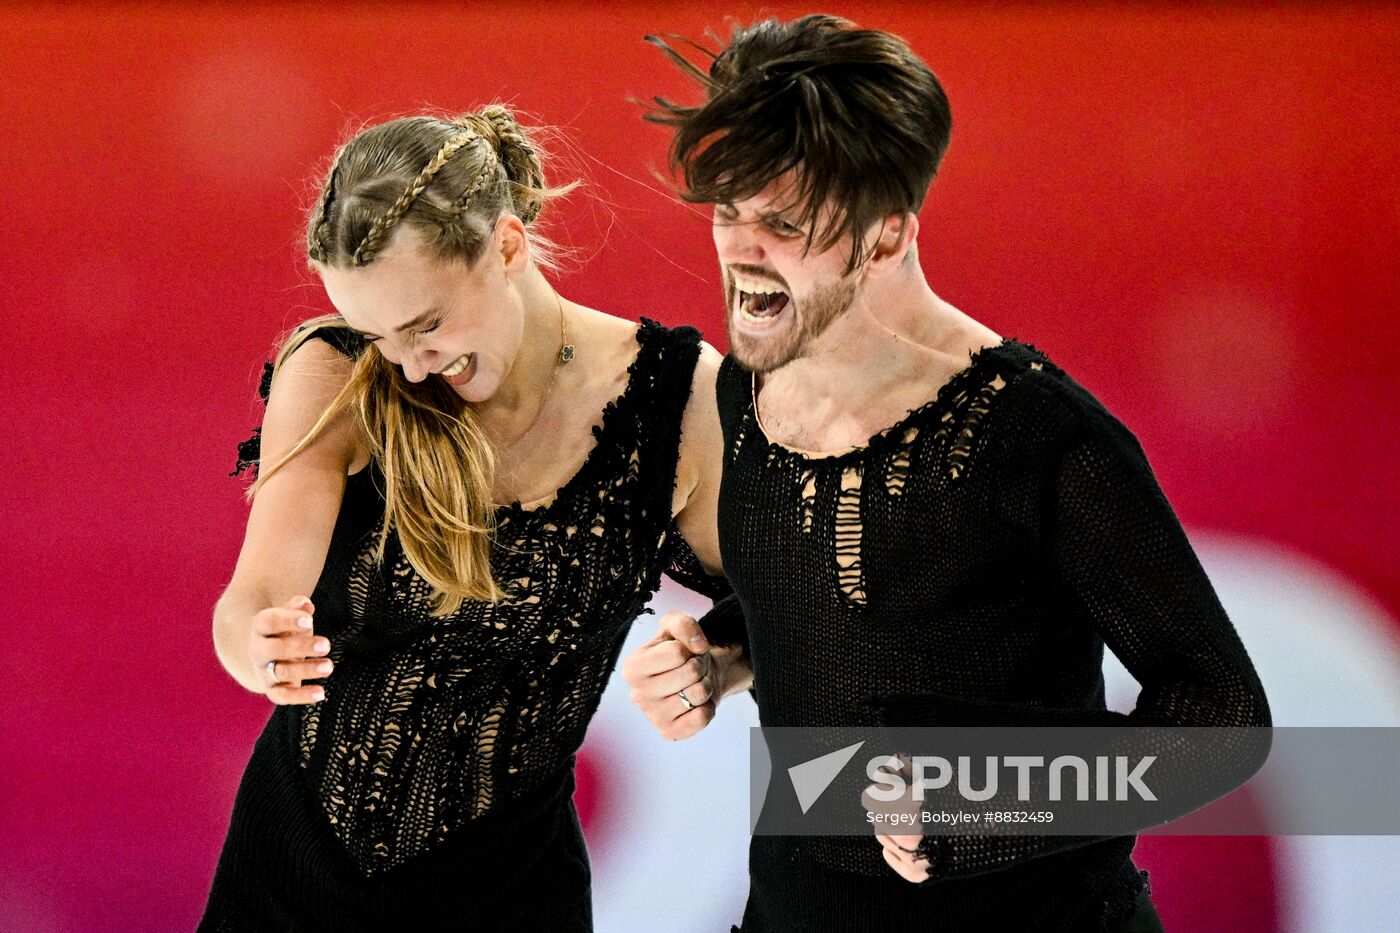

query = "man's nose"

[{"left": 714, "top": 216, "right": 765, "bottom": 266}]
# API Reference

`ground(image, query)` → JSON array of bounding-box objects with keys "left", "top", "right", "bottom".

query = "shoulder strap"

[
  {"left": 714, "top": 352, "right": 750, "bottom": 460},
  {"left": 599, "top": 317, "right": 699, "bottom": 535},
  {"left": 631, "top": 315, "right": 703, "bottom": 466},
  {"left": 315, "top": 322, "right": 366, "bottom": 360},
  {"left": 230, "top": 320, "right": 365, "bottom": 478},
  {"left": 284, "top": 319, "right": 367, "bottom": 375}
]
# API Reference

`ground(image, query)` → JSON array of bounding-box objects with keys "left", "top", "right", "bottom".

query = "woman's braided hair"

[
  {"left": 307, "top": 104, "right": 558, "bottom": 269},
  {"left": 249, "top": 105, "right": 573, "bottom": 614}
]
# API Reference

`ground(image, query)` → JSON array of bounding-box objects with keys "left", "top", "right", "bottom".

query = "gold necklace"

[{"left": 498, "top": 289, "right": 573, "bottom": 451}]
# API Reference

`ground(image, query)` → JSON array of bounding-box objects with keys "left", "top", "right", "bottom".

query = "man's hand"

[
  {"left": 875, "top": 830, "right": 930, "bottom": 883},
  {"left": 861, "top": 753, "right": 932, "bottom": 883},
  {"left": 621, "top": 610, "right": 746, "bottom": 740}
]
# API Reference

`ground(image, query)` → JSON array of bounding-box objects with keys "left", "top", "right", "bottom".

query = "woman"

[{"left": 202, "top": 105, "right": 748, "bottom": 931}]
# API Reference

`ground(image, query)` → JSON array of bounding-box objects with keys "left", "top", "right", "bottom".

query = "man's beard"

[{"left": 725, "top": 275, "right": 857, "bottom": 374}]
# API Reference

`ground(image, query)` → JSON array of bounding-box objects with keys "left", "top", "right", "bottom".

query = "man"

[{"left": 621, "top": 15, "right": 1269, "bottom": 931}]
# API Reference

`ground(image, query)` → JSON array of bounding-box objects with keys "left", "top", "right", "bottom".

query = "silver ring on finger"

[
  {"left": 266, "top": 658, "right": 280, "bottom": 682},
  {"left": 677, "top": 688, "right": 695, "bottom": 711}
]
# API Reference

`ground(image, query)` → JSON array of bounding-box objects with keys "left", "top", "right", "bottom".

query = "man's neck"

[
  {"left": 755, "top": 271, "right": 999, "bottom": 452},
  {"left": 765, "top": 273, "right": 952, "bottom": 402}
]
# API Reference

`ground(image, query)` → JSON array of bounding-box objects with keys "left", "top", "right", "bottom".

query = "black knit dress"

[
  {"left": 701, "top": 337, "right": 1270, "bottom": 932},
  {"left": 201, "top": 318, "right": 727, "bottom": 932}
]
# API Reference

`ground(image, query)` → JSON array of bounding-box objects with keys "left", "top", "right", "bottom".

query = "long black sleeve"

[
  {"left": 884, "top": 410, "right": 1271, "bottom": 880},
  {"left": 713, "top": 338, "right": 1265, "bottom": 926}
]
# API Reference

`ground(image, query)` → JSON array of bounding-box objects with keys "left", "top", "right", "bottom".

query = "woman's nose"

[{"left": 400, "top": 348, "right": 437, "bottom": 383}]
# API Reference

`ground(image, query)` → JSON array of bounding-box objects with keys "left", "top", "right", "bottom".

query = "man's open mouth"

[{"left": 733, "top": 274, "right": 791, "bottom": 322}]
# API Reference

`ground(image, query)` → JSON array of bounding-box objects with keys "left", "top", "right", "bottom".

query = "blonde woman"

[{"left": 201, "top": 106, "right": 750, "bottom": 931}]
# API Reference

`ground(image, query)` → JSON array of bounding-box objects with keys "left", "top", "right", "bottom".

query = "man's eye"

[{"left": 770, "top": 219, "right": 803, "bottom": 237}]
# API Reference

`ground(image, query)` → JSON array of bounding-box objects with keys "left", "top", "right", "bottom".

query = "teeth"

[
  {"left": 441, "top": 353, "right": 471, "bottom": 377},
  {"left": 737, "top": 296, "right": 786, "bottom": 324},
  {"left": 732, "top": 274, "right": 786, "bottom": 296}
]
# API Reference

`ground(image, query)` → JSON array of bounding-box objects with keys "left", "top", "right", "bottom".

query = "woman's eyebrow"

[
  {"left": 348, "top": 307, "right": 441, "bottom": 339},
  {"left": 390, "top": 307, "right": 441, "bottom": 333}
]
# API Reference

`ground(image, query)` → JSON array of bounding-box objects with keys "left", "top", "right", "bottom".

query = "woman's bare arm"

[
  {"left": 212, "top": 338, "right": 363, "bottom": 702},
  {"left": 672, "top": 340, "right": 725, "bottom": 576},
  {"left": 625, "top": 339, "right": 754, "bottom": 738}
]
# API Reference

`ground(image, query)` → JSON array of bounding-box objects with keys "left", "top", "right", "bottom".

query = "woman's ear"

[{"left": 494, "top": 214, "right": 530, "bottom": 276}]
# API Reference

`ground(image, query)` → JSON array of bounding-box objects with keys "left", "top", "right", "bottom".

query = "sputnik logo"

[{"left": 788, "top": 741, "right": 866, "bottom": 814}]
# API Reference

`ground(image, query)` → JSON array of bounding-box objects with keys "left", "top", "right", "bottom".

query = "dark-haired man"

[{"left": 622, "top": 14, "right": 1268, "bottom": 931}]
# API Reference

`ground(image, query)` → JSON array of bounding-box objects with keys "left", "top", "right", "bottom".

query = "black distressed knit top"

[
  {"left": 704, "top": 337, "right": 1271, "bottom": 932},
  {"left": 206, "top": 318, "right": 727, "bottom": 929}
]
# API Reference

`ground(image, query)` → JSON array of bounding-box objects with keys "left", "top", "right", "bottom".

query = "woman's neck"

[{"left": 476, "top": 268, "right": 566, "bottom": 443}]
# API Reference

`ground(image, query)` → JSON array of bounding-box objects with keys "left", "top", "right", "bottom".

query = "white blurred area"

[
  {"left": 1181, "top": 535, "right": 1400, "bottom": 933},
  {"left": 584, "top": 580, "right": 759, "bottom": 933},
  {"left": 583, "top": 534, "right": 1400, "bottom": 932}
]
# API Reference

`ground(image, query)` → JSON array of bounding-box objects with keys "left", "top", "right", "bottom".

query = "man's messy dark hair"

[{"left": 646, "top": 14, "right": 952, "bottom": 274}]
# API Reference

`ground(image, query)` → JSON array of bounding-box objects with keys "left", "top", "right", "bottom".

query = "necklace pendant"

[{"left": 559, "top": 344, "right": 575, "bottom": 364}]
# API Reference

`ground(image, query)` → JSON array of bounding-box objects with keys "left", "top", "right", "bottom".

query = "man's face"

[{"left": 712, "top": 172, "right": 862, "bottom": 373}]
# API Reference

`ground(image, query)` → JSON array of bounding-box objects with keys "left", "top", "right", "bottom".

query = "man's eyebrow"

[
  {"left": 714, "top": 203, "right": 787, "bottom": 221},
  {"left": 758, "top": 207, "right": 806, "bottom": 228}
]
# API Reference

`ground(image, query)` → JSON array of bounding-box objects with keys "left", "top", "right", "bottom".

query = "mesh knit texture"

[
  {"left": 203, "top": 318, "right": 727, "bottom": 930},
  {"left": 711, "top": 338, "right": 1270, "bottom": 932}
]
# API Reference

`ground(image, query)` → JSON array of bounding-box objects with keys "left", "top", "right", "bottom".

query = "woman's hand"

[{"left": 248, "top": 594, "right": 333, "bottom": 705}]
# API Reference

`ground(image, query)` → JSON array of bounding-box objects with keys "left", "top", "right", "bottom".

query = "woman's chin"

[{"left": 448, "top": 373, "right": 496, "bottom": 404}]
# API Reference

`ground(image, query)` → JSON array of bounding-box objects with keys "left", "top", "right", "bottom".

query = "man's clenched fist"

[{"left": 620, "top": 610, "right": 748, "bottom": 740}]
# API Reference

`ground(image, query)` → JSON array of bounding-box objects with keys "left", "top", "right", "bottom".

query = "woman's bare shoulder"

[
  {"left": 262, "top": 337, "right": 368, "bottom": 475},
  {"left": 674, "top": 339, "right": 724, "bottom": 496}
]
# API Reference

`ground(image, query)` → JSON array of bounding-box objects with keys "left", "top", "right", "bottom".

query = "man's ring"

[
  {"left": 677, "top": 689, "right": 695, "bottom": 711},
  {"left": 266, "top": 659, "right": 279, "bottom": 681}
]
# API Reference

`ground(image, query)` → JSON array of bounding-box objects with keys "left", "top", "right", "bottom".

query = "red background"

[{"left": 2, "top": 3, "right": 1396, "bottom": 930}]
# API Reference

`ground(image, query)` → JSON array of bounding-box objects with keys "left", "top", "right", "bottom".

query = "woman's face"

[{"left": 317, "top": 220, "right": 528, "bottom": 404}]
